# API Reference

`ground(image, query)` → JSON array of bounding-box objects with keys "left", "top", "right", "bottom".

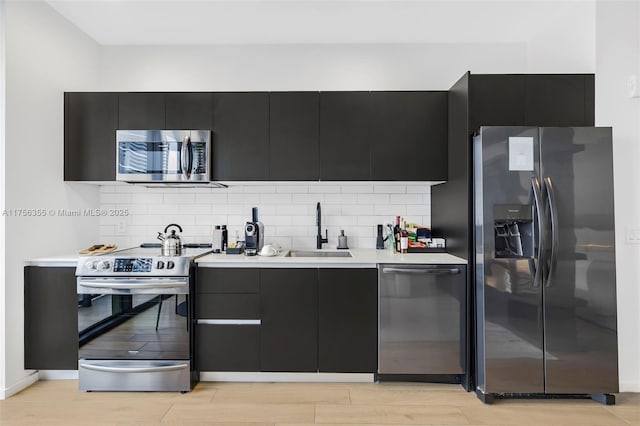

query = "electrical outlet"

[
  {"left": 117, "top": 219, "right": 127, "bottom": 234},
  {"left": 626, "top": 226, "right": 640, "bottom": 244}
]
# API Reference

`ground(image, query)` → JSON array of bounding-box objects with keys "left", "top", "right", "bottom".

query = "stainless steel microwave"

[{"left": 116, "top": 130, "right": 211, "bottom": 182}]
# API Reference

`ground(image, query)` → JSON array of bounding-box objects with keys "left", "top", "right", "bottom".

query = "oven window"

[
  {"left": 78, "top": 294, "right": 188, "bottom": 360},
  {"left": 118, "top": 142, "right": 182, "bottom": 175}
]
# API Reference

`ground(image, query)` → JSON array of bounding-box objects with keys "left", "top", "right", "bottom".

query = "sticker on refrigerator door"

[{"left": 508, "top": 137, "right": 534, "bottom": 171}]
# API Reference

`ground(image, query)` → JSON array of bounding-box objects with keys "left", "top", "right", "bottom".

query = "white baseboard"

[
  {"left": 38, "top": 370, "right": 78, "bottom": 380},
  {"left": 0, "top": 371, "right": 39, "bottom": 400},
  {"left": 200, "top": 372, "right": 374, "bottom": 382}
]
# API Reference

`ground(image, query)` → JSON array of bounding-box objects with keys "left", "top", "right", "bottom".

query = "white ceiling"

[{"left": 41, "top": 0, "right": 592, "bottom": 46}]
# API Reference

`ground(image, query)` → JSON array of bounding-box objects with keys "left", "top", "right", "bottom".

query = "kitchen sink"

[{"left": 285, "top": 250, "right": 352, "bottom": 258}]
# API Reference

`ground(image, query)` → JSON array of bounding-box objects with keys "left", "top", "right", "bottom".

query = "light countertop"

[
  {"left": 196, "top": 248, "right": 466, "bottom": 268},
  {"left": 26, "top": 248, "right": 467, "bottom": 268}
]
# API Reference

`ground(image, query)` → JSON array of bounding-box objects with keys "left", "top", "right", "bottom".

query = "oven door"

[
  {"left": 77, "top": 277, "right": 190, "bottom": 361},
  {"left": 116, "top": 130, "right": 210, "bottom": 182}
]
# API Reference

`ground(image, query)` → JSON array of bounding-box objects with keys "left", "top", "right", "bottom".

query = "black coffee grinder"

[{"left": 244, "top": 207, "right": 264, "bottom": 256}]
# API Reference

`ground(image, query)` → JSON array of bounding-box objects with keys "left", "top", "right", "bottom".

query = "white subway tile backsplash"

[
  {"left": 243, "top": 185, "right": 276, "bottom": 194},
  {"left": 277, "top": 184, "right": 309, "bottom": 193},
  {"left": 164, "top": 193, "right": 196, "bottom": 204},
  {"left": 374, "top": 205, "right": 406, "bottom": 216},
  {"left": 99, "top": 182, "right": 431, "bottom": 249},
  {"left": 259, "top": 193, "right": 292, "bottom": 204},
  {"left": 325, "top": 194, "right": 358, "bottom": 205},
  {"left": 309, "top": 184, "right": 340, "bottom": 193},
  {"left": 276, "top": 204, "right": 309, "bottom": 216},
  {"left": 374, "top": 184, "right": 406, "bottom": 194},
  {"left": 293, "top": 194, "right": 324, "bottom": 204},
  {"left": 390, "top": 194, "right": 425, "bottom": 205},
  {"left": 195, "top": 193, "right": 228, "bottom": 204},
  {"left": 178, "top": 204, "right": 211, "bottom": 215},
  {"left": 341, "top": 204, "right": 374, "bottom": 216}
]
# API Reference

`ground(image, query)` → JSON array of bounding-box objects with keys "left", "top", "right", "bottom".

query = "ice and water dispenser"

[{"left": 494, "top": 204, "right": 534, "bottom": 258}]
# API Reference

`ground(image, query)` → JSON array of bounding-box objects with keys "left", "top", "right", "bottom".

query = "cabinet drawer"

[
  {"left": 196, "top": 293, "right": 260, "bottom": 319},
  {"left": 197, "top": 268, "right": 259, "bottom": 294},
  {"left": 196, "top": 324, "right": 260, "bottom": 372}
]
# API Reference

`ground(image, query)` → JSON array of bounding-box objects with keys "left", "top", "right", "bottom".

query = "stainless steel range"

[{"left": 76, "top": 245, "right": 211, "bottom": 392}]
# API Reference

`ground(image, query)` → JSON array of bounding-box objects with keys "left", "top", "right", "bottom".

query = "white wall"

[
  {"left": 2, "top": 1, "right": 101, "bottom": 398},
  {"left": 0, "top": 0, "right": 7, "bottom": 398},
  {"left": 99, "top": 182, "right": 433, "bottom": 250},
  {"left": 595, "top": 0, "right": 640, "bottom": 393}
]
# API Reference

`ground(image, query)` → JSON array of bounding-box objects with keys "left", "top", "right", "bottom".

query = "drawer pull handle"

[{"left": 197, "top": 319, "right": 261, "bottom": 325}]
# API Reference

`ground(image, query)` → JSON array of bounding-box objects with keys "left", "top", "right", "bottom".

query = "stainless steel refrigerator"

[{"left": 473, "top": 127, "right": 618, "bottom": 404}]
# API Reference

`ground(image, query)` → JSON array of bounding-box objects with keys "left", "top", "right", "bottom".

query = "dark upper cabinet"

[
  {"left": 64, "top": 92, "right": 117, "bottom": 181},
  {"left": 468, "top": 74, "right": 595, "bottom": 131},
  {"left": 525, "top": 75, "right": 594, "bottom": 126},
  {"left": 318, "top": 268, "right": 378, "bottom": 373},
  {"left": 370, "top": 92, "right": 448, "bottom": 181},
  {"left": 260, "top": 269, "right": 318, "bottom": 372},
  {"left": 269, "top": 92, "right": 320, "bottom": 180},
  {"left": 24, "top": 267, "right": 78, "bottom": 370},
  {"left": 320, "top": 92, "right": 372, "bottom": 180},
  {"left": 165, "top": 93, "right": 213, "bottom": 129},
  {"left": 212, "top": 92, "right": 269, "bottom": 181},
  {"left": 469, "top": 74, "right": 526, "bottom": 131},
  {"left": 118, "top": 92, "right": 165, "bottom": 129}
]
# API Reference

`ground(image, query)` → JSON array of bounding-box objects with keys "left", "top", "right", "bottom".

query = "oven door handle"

[
  {"left": 77, "top": 277, "right": 188, "bottom": 289},
  {"left": 79, "top": 362, "right": 189, "bottom": 374}
]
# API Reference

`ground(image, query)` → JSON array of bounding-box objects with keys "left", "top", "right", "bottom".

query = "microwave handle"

[{"left": 181, "top": 135, "right": 192, "bottom": 180}]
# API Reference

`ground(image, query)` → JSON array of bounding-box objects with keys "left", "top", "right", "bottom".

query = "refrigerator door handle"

[
  {"left": 544, "top": 176, "right": 559, "bottom": 287},
  {"left": 530, "top": 176, "right": 544, "bottom": 288}
]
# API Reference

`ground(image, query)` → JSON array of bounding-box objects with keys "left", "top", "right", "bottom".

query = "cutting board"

[{"left": 79, "top": 244, "right": 117, "bottom": 255}]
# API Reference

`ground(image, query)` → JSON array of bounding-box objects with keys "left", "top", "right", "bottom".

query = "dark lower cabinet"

[
  {"left": 195, "top": 268, "right": 261, "bottom": 372},
  {"left": 195, "top": 267, "right": 377, "bottom": 374},
  {"left": 260, "top": 269, "right": 318, "bottom": 372},
  {"left": 318, "top": 268, "right": 378, "bottom": 373},
  {"left": 64, "top": 92, "right": 118, "bottom": 181},
  {"left": 24, "top": 267, "right": 78, "bottom": 370},
  {"left": 196, "top": 324, "right": 260, "bottom": 372}
]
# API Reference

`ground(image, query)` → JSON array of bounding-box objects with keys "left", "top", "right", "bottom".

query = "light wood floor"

[{"left": 1, "top": 380, "right": 638, "bottom": 425}]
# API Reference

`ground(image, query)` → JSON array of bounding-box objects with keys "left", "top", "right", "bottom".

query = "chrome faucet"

[{"left": 316, "top": 202, "right": 328, "bottom": 249}]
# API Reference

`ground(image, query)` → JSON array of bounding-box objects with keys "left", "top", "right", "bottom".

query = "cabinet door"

[
  {"left": 318, "top": 268, "right": 377, "bottom": 373},
  {"left": 260, "top": 269, "right": 318, "bottom": 372},
  {"left": 370, "top": 92, "right": 448, "bottom": 181},
  {"left": 165, "top": 93, "right": 213, "bottom": 129},
  {"left": 24, "top": 267, "right": 78, "bottom": 369},
  {"left": 319, "top": 92, "right": 372, "bottom": 180},
  {"left": 269, "top": 92, "right": 320, "bottom": 180},
  {"left": 525, "top": 75, "right": 592, "bottom": 126},
  {"left": 118, "top": 93, "right": 165, "bottom": 129},
  {"left": 64, "top": 92, "right": 117, "bottom": 181},
  {"left": 469, "top": 75, "right": 526, "bottom": 131},
  {"left": 195, "top": 268, "right": 261, "bottom": 372},
  {"left": 212, "top": 92, "right": 269, "bottom": 181},
  {"left": 197, "top": 324, "right": 260, "bottom": 371}
]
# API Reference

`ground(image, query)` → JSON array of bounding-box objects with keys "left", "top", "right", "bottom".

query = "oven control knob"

[
  {"left": 86, "top": 260, "right": 98, "bottom": 270},
  {"left": 166, "top": 261, "right": 175, "bottom": 269},
  {"left": 96, "top": 260, "right": 111, "bottom": 271},
  {"left": 156, "top": 261, "right": 164, "bottom": 269}
]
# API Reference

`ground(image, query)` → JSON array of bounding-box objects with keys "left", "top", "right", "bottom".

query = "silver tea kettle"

[{"left": 157, "top": 223, "right": 183, "bottom": 256}]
